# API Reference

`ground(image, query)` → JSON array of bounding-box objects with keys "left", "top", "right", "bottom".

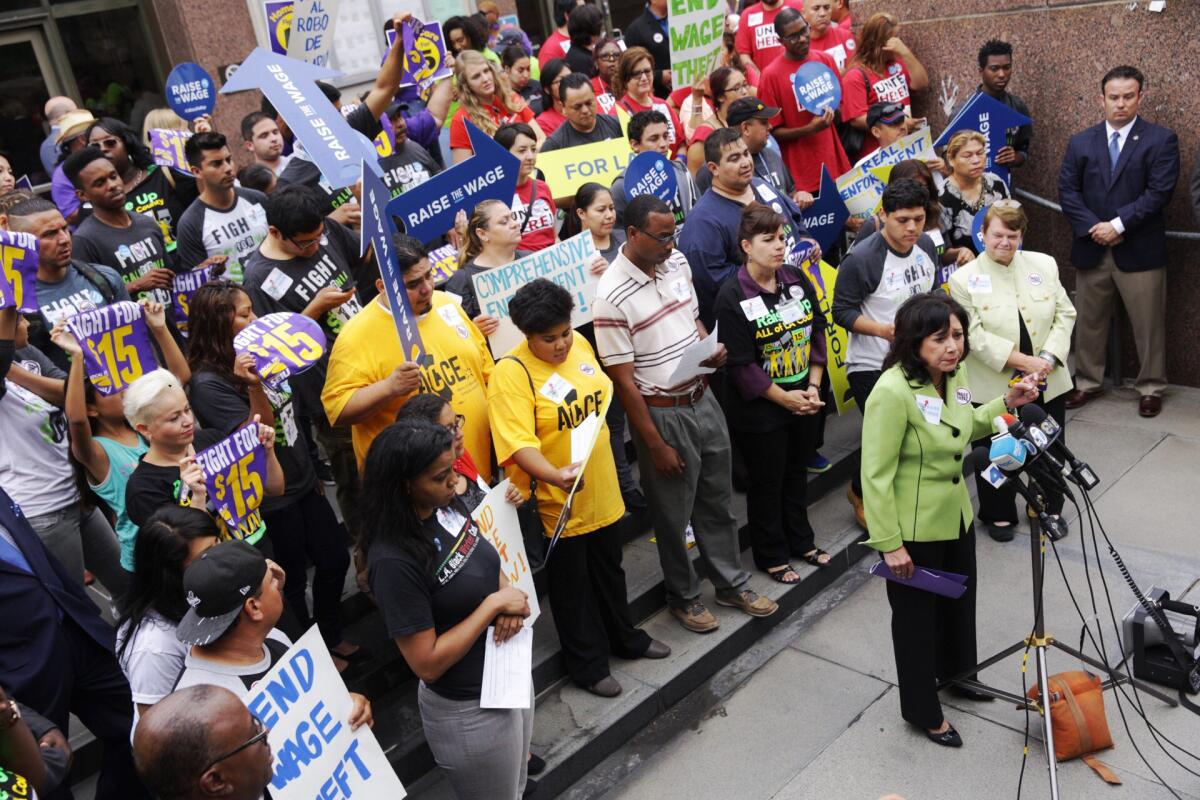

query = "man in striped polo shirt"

[{"left": 593, "top": 195, "right": 779, "bottom": 633}]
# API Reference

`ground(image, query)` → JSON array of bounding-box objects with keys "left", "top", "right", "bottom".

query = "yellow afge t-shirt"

[
  {"left": 488, "top": 336, "right": 624, "bottom": 538},
  {"left": 322, "top": 292, "right": 495, "bottom": 479}
]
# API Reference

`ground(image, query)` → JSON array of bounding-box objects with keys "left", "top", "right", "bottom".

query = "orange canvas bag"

[{"left": 1025, "top": 670, "right": 1121, "bottom": 784}]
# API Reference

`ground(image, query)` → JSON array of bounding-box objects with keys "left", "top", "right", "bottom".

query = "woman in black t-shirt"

[
  {"left": 361, "top": 419, "right": 533, "bottom": 800},
  {"left": 185, "top": 281, "right": 358, "bottom": 668},
  {"left": 715, "top": 204, "right": 831, "bottom": 583}
]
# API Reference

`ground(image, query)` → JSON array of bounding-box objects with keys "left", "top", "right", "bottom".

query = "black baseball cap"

[
  {"left": 727, "top": 98, "right": 780, "bottom": 127},
  {"left": 177, "top": 541, "right": 268, "bottom": 646},
  {"left": 867, "top": 102, "right": 906, "bottom": 129}
]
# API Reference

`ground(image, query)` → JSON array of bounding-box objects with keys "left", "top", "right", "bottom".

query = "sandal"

[
  {"left": 766, "top": 565, "right": 801, "bottom": 584},
  {"left": 800, "top": 549, "right": 831, "bottom": 568}
]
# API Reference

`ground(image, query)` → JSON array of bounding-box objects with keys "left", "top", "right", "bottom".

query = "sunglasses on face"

[
  {"left": 635, "top": 228, "right": 676, "bottom": 244},
  {"left": 92, "top": 137, "right": 121, "bottom": 149}
]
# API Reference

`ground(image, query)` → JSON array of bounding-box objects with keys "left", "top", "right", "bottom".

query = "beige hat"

[{"left": 56, "top": 109, "right": 98, "bottom": 144}]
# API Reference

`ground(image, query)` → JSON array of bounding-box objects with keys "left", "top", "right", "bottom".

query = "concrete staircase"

[{"left": 69, "top": 411, "right": 867, "bottom": 799}]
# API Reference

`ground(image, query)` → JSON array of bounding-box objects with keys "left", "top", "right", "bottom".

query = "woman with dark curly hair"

[
  {"left": 85, "top": 117, "right": 197, "bottom": 248},
  {"left": 487, "top": 278, "right": 669, "bottom": 698},
  {"left": 185, "top": 280, "right": 358, "bottom": 670},
  {"left": 861, "top": 292, "right": 1038, "bottom": 747}
]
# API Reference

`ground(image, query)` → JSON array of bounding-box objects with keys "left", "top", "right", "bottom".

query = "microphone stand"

[{"left": 941, "top": 471, "right": 1177, "bottom": 799}]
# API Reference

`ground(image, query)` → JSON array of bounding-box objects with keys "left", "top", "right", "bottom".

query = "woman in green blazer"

[
  {"left": 862, "top": 293, "right": 1039, "bottom": 747},
  {"left": 947, "top": 201, "right": 1076, "bottom": 542}
]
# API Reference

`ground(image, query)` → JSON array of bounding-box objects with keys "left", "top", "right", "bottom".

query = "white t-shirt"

[
  {"left": 173, "top": 628, "right": 293, "bottom": 696},
  {"left": 117, "top": 611, "right": 189, "bottom": 735},
  {"left": 0, "top": 348, "right": 78, "bottom": 518}
]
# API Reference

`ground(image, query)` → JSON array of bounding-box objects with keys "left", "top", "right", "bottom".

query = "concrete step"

[{"left": 70, "top": 410, "right": 864, "bottom": 797}]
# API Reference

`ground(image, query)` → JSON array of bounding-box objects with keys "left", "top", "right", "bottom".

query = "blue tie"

[
  {"left": 0, "top": 533, "right": 32, "bottom": 574},
  {"left": 1109, "top": 131, "right": 1121, "bottom": 176}
]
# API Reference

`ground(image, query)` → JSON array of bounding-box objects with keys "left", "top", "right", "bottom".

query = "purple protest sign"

[
  {"left": 263, "top": 0, "right": 293, "bottom": 56},
  {"left": 15, "top": 175, "right": 33, "bottom": 190},
  {"left": 195, "top": 422, "right": 268, "bottom": 541},
  {"left": 0, "top": 230, "right": 41, "bottom": 313},
  {"left": 171, "top": 264, "right": 217, "bottom": 335},
  {"left": 66, "top": 301, "right": 159, "bottom": 395},
  {"left": 149, "top": 128, "right": 192, "bottom": 170},
  {"left": 397, "top": 21, "right": 451, "bottom": 91},
  {"left": 233, "top": 312, "right": 326, "bottom": 390}
]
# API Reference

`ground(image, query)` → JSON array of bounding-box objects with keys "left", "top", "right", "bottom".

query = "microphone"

[
  {"left": 1003, "top": 410, "right": 1069, "bottom": 478},
  {"left": 1017, "top": 405, "right": 1100, "bottom": 489},
  {"left": 988, "top": 433, "right": 1028, "bottom": 472},
  {"left": 975, "top": 445, "right": 1070, "bottom": 541}
]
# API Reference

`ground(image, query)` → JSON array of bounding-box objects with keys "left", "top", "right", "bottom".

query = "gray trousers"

[
  {"left": 418, "top": 682, "right": 534, "bottom": 800},
  {"left": 28, "top": 503, "right": 127, "bottom": 599},
  {"left": 632, "top": 390, "right": 749, "bottom": 607},
  {"left": 1073, "top": 249, "right": 1167, "bottom": 397}
]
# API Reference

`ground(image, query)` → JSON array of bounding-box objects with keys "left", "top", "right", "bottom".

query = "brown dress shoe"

[
  {"left": 1138, "top": 395, "right": 1162, "bottom": 417},
  {"left": 1064, "top": 388, "right": 1103, "bottom": 409}
]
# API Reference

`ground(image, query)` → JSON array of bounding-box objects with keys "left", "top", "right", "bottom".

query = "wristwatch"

[
  {"left": 1037, "top": 350, "right": 1058, "bottom": 368},
  {"left": 0, "top": 699, "right": 21, "bottom": 731}
]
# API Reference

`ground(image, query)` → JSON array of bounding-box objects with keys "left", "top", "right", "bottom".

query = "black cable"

[{"left": 1040, "top": 490, "right": 1193, "bottom": 795}]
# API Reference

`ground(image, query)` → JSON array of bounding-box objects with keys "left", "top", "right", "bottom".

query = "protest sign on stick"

[
  {"left": 361, "top": 159, "right": 427, "bottom": 363},
  {"left": 287, "top": 0, "right": 340, "bottom": 67},
  {"left": 471, "top": 232, "right": 600, "bottom": 356},
  {"left": 0, "top": 231, "right": 40, "bottom": 313},
  {"left": 165, "top": 62, "right": 217, "bottom": 121},
  {"left": 196, "top": 422, "right": 269, "bottom": 540},
  {"left": 148, "top": 128, "right": 192, "bottom": 170},
  {"left": 234, "top": 312, "right": 327, "bottom": 390},
  {"left": 244, "top": 626, "right": 408, "bottom": 798},
  {"left": 472, "top": 480, "right": 541, "bottom": 626},
  {"left": 669, "top": 0, "right": 727, "bottom": 89},
  {"left": 66, "top": 301, "right": 158, "bottom": 396}
]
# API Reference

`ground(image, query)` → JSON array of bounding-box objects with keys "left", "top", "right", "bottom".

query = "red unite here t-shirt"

[
  {"left": 735, "top": 0, "right": 805, "bottom": 74},
  {"left": 538, "top": 29, "right": 570, "bottom": 68},
  {"left": 618, "top": 95, "right": 687, "bottom": 158},
  {"left": 809, "top": 25, "right": 856, "bottom": 72},
  {"left": 449, "top": 99, "right": 536, "bottom": 151},
  {"left": 839, "top": 58, "right": 912, "bottom": 158},
  {"left": 592, "top": 77, "right": 618, "bottom": 116},
  {"left": 513, "top": 178, "right": 557, "bottom": 252},
  {"left": 758, "top": 49, "right": 851, "bottom": 192}
]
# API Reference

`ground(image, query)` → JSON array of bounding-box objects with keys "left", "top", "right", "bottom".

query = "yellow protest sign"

[
  {"left": 536, "top": 110, "right": 633, "bottom": 199},
  {"left": 803, "top": 258, "right": 855, "bottom": 414}
]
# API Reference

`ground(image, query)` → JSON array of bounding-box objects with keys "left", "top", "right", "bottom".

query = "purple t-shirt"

[{"left": 51, "top": 165, "right": 81, "bottom": 223}]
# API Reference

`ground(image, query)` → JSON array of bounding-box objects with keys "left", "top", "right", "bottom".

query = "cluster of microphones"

[{"left": 974, "top": 406, "right": 1100, "bottom": 541}]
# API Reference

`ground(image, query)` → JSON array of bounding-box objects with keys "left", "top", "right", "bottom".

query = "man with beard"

[
  {"left": 322, "top": 235, "right": 495, "bottom": 475},
  {"left": 176, "top": 132, "right": 270, "bottom": 282}
]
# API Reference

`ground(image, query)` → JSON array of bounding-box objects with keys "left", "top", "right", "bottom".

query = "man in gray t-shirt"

[
  {"left": 6, "top": 195, "right": 130, "bottom": 370},
  {"left": 540, "top": 76, "right": 625, "bottom": 152}
]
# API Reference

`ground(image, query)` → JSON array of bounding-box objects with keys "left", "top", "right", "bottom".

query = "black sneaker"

[
  {"left": 315, "top": 459, "right": 335, "bottom": 483},
  {"left": 523, "top": 777, "right": 539, "bottom": 797}
]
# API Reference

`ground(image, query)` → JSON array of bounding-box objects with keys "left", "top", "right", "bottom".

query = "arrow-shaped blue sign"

[
  {"left": 360, "top": 159, "right": 426, "bottom": 363},
  {"left": 220, "top": 48, "right": 380, "bottom": 190},
  {"left": 934, "top": 92, "right": 1031, "bottom": 187},
  {"left": 801, "top": 165, "right": 850, "bottom": 253},
  {"left": 386, "top": 121, "right": 520, "bottom": 244}
]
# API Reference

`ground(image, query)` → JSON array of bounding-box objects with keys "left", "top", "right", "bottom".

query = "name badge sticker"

[
  {"left": 1028, "top": 272, "right": 1044, "bottom": 287},
  {"left": 539, "top": 372, "right": 575, "bottom": 404},
  {"left": 776, "top": 299, "right": 804, "bottom": 325},
  {"left": 739, "top": 296, "right": 769, "bottom": 320},
  {"left": 967, "top": 273, "right": 992, "bottom": 294},
  {"left": 669, "top": 278, "right": 691, "bottom": 302},
  {"left": 915, "top": 395, "right": 943, "bottom": 426}
]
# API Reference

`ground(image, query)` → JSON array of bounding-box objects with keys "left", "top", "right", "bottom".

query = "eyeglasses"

[
  {"left": 92, "top": 137, "right": 120, "bottom": 149},
  {"left": 630, "top": 68, "right": 653, "bottom": 79},
  {"left": 287, "top": 230, "right": 327, "bottom": 249},
  {"left": 780, "top": 27, "right": 810, "bottom": 41},
  {"left": 596, "top": 51, "right": 620, "bottom": 61},
  {"left": 991, "top": 198, "right": 1022, "bottom": 209},
  {"left": 445, "top": 414, "right": 466, "bottom": 433},
  {"left": 204, "top": 713, "right": 269, "bottom": 772},
  {"left": 635, "top": 228, "right": 676, "bottom": 244}
]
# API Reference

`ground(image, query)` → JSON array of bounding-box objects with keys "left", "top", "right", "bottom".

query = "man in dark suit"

[
  {"left": 1058, "top": 65, "right": 1179, "bottom": 417},
  {"left": 623, "top": 0, "right": 673, "bottom": 98},
  {"left": 0, "top": 313, "right": 148, "bottom": 797}
]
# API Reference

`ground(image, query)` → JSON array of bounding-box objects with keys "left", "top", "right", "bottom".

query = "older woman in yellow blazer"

[
  {"left": 862, "top": 293, "right": 1039, "bottom": 747},
  {"left": 948, "top": 201, "right": 1077, "bottom": 542}
]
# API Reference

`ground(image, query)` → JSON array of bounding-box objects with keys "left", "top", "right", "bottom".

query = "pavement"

[{"left": 582, "top": 384, "right": 1200, "bottom": 800}]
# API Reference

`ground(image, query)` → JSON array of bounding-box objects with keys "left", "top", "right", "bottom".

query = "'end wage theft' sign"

[
  {"left": 245, "top": 626, "right": 407, "bottom": 798},
  {"left": 669, "top": 0, "right": 726, "bottom": 88}
]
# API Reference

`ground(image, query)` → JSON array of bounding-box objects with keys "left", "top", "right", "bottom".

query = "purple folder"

[{"left": 869, "top": 561, "right": 968, "bottom": 599}]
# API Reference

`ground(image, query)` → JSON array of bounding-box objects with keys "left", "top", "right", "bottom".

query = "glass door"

[{"left": 0, "top": 27, "right": 63, "bottom": 186}]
